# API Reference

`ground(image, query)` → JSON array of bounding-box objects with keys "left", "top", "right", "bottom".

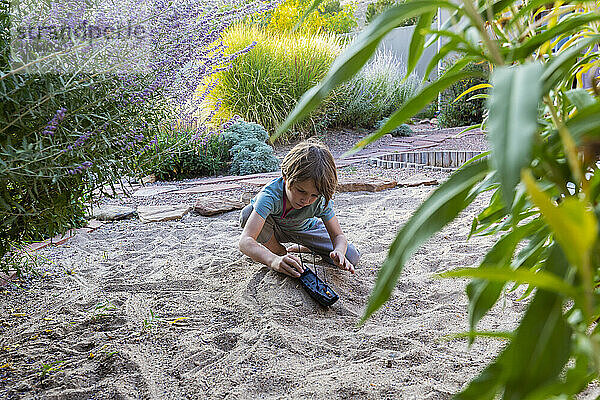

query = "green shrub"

[
  {"left": 223, "top": 120, "right": 279, "bottom": 175},
  {"left": 222, "top": 120, "right": 268, "bottom": 145},
  {"left": 205, "top": 24, "right": 341, "bottom": 139},
  {"left": 374, "top": 118, "right": 413, "bottom": 137},
  {"left": 365, "top": 0, "right": 417, "bottom": 26},
  {"left": 325, "top": 51, "right": 420, "bottom": 128},
  {"left": 147, "top": 127, "right": 228, "bottom": 181},
  {"left": 252, "top": 0, "right": 357, "bottom": 34},
  {"left": 438, "top": 62, "right": 489, "bottom": 127},
  {"left": 1, "top": 0, "right": 265, "bottom": 271},
  {"left": 0, "top": 71, "right": 162, "bottom": 269}
]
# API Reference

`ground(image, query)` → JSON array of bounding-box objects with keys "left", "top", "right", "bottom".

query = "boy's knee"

[
  {"left": 239, "top": 204, "right": 253, "bottom": 228},
  {"left": 346, "top": 244, "right": 361, "bottom": 267}
]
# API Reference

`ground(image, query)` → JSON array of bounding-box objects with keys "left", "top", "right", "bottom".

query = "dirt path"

[{"left": 0, "top": 182, "right": 532, "bottom": 399}]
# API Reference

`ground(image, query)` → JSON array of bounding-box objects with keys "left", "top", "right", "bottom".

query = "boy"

[{"left": 239, "top": 140, "right": 360, "bottom": 278}]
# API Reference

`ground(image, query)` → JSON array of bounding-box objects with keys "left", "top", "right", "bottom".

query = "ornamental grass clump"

[
  {"left": 204, "top": 24, "right": 342, "bottom": 139},
  {"left": 279, "top": 0, "right": 600, "bottom": 396},
  {"left": 1, "top": 0, "right": 276, "bottom": 271}
]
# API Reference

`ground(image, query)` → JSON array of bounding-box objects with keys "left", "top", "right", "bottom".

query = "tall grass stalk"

[{"left": 204, "top": 24, "right": 342, "bottom": 139}]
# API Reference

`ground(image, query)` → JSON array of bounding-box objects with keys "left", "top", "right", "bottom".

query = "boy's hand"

[
  {"left": 330, "top": 250, "right": 355, "bottom": 274},
  {"left": 271, "top": 254, "right": 304, "bottom": 278}
]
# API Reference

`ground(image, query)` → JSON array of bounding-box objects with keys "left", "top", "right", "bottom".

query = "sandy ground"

[{"left": 0, "top": 171, "right": 540, "bottom": 399}]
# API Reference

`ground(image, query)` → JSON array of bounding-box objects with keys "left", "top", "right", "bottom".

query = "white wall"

[{"left": 376, "top": 25, "right": 439, "bottom": 80}]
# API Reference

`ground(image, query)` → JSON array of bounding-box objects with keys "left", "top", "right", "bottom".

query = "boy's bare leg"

[
  {"left": 264, "top": 235, "right": 287, "bottom": 256},
  {"left": 286, "top": 244, "right": 311, "bottom": 253}
]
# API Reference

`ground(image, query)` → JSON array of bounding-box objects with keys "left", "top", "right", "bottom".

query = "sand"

[{"left": 0, "top": 170, "right": 542, "bottom": 400}]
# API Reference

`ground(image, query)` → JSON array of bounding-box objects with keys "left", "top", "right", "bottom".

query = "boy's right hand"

[{"left": 270, "top": 254, "right": 304, "bottom": 277}]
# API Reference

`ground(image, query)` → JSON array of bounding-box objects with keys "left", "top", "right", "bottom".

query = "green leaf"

[
  {"left": 360, "top": 159, "right": 489, "bottom": 324},
  {"left": 523, "top": 171, "right": 597, "bottom": 268},
  {"left": 502, "top": 245, "right": 573, "bottom": 398},
  {"left": 510, "top": 14, "right": 600, "bottom": 63},
  {"left": 441, "top": 266, "right": 578, "bottom": 299},
  {"left": 564, "top": 103, "right": 600, "bottom": 144},
  {"left": 274, "top": 0, "right": 455, "bottom": 140},
  {"left": 407, "top": 11, "right": 436, "bottom": 77},
  {"left": 463, "top": 219, "right": 545, "bottom": 337},
  {"left": 565, "top": 89, "right": 596, "bottom": 112},
  {"left": 541, "top": 36, "right": 600, "bottom": 94},
  {"left": 488, "top": 63, "right": 543, "bottom": 205},
  {"left": 523, "top": 348, "right": 595, "bottom": 400},
  {"left": 456, "top": 245, "right": 573, "bottom": 399}
]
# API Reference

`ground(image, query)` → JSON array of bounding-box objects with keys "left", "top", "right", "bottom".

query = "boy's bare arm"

[
  {"left": 323, "top": 216, "right": 355, "bottom": 274},
  {"left": 239, "top": 210, "right": 304, "bottom": 277}
]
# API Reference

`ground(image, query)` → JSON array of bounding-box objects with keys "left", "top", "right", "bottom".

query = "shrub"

[
  {"left": 1, "top": 0, "right": 276, "bottom": 271},
  {"left": 223, "top": 120, "right": 279, "bottom": 175},
  {"left": 147, "top": 128, "right": 228, "bottom": 181},
  {"left": 438, "top": 62, "right": 490, "bottom": 128},
  {"left": 325, "top": 51, "right": 420, "bottom": 128},
  {"left": 253, "top": 0, "right": 357, "bottom": 35},
  {"left": 205, "top": 24, "right": 341, "bottom": 139},
  {"left": 365, "top": 0, "right": 417, "bottom": 26},
  {"left": 222, "top": 120, "right": 268, "bottom": 145},
  {"left": 374, "top": 118, "right": 412, "bottom": 137}
]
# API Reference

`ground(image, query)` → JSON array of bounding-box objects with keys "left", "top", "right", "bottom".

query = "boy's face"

[{"left": 284, "top": 178, "right": 319, "bottom": 209}]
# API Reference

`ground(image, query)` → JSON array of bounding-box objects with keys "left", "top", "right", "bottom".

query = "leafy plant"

[
  {"left": 204, "top": 23, "right": 342, "bottom": 139},
  {"left": 223, "top": 120, "right": 279, "bottom": 175},
  {"left": 147, "top": 126, "right": 228, "bottom": 181},
  {"left": 277, "top": 0, "right": 600, "bottom": 397},
  {"left": 438, "top": 61, "right": 490, "bottom": 127},
  {"left": 0, "top": 0, "right": 273, "bottom": 270},
  {"left": 39, "top": 360, "right": 65, "bottom": 380}
]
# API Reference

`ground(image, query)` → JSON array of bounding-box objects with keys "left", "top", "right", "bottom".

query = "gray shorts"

[{"left": 239, "top": 204, "right": 360, "bottom": 267}]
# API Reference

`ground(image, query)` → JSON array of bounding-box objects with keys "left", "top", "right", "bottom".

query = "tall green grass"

[
  {"left": 204, "top": 24, "right": 342, "bottom": 139},
  {"left": 326, "top": 51, "right": 421, "bottom": 128}
]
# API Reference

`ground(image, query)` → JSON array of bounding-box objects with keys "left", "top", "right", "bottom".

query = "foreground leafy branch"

[{"left": 279, "top": 0, "right": 600, "bottom": 397}]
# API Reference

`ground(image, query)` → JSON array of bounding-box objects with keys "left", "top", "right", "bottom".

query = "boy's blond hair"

[{"left": 281, "top": 139, "right": 337, "bottom": 205}]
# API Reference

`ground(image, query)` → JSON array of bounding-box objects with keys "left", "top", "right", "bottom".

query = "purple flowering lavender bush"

[{"left": 0, "top": 0, "right": 276, "bottom": 272}]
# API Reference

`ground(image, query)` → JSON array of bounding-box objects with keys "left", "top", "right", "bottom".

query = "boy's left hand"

[{"left": 330, "top": 250, "right": 355, "bottom": 274}]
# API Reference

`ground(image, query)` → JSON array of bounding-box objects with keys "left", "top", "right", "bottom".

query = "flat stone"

[
  {"left": 137, "top": 204, "right": 191, "bottom": 223},
  {"left": 194, "top": 195, "right": 245, "bottom": 216},
  {"left": 92, "top": 205, "right": 136, "bottom": 221},
  {"left": 397, "top": 174, "right": 439, "bottom": 187},
  {"left": 132, "top": 185, "right": 179, "bottom": 197},
  {"left": 85, "top": 219, "right": 105, "bottom": 230},
  {"left": 337, "top": 178, "right": 397, "bottom": 192},
  {"left": 173, "top": 183, "right": 240, "bottom": 194}
]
